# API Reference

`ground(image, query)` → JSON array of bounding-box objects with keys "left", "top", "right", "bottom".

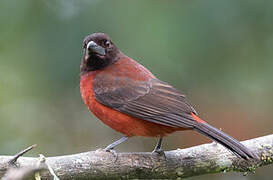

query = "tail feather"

[{"left": 193, "top": 122, "right": 255, "bottom": 160}]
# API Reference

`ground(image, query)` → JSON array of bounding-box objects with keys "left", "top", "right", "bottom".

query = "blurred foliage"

[{"left": 0, "top": 0, "right": 272, "bottom": 179}]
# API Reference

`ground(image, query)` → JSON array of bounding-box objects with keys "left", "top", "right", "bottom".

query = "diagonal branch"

[
  {"left": 0, "top": 135, "right": 272, "bottom": 179},
  {"left": 8, "top": 144, "right": 37, "bottom": 166}
]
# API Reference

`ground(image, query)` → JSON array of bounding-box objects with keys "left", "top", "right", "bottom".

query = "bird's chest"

[
  {"left": 80, "top": 72, "right": 137, "bottom": 136},
  {"left": 80, "top": 72, "right": 96, "bottom": 109},
  {"left": 80, "top": 72, "right": 108, "bottom": 119}
]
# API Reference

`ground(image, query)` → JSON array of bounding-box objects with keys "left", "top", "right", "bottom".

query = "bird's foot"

[
  {"left": 102, "top": 147, "right": 118, "bottom": 162},
  {"left": 96, "top": 148, "right": 117, "bottom": 156},
  {"left": 152, "top": 148, "right": 165, "bottom": 156},
  {"left": 104, "top": 147, "right": 116, "bottom": 153},
  {"left": 95, "top": 148, "right": 118, "bottom": 162}
]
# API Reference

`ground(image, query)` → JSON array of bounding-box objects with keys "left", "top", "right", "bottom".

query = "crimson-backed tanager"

[{"left": 80, "top": 33, "right": 255, "bottom": 159}]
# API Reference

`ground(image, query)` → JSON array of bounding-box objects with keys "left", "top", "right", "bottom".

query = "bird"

[{"left": 80, "top": 32, "right": 255, "bottom": 160}]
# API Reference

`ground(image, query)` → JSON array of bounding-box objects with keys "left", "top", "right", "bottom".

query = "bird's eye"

[{"left": 105, "top": 40, "right": 111, "bottom": 48}]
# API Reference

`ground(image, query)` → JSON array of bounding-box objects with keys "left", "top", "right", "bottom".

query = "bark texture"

[{"left": 0, "top": 135, "right": 272, "bottom": 179}]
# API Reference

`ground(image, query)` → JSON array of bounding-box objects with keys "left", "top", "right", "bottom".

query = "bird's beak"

[{"left": 87, "top": 41, "right": 106, "bottom": 56}]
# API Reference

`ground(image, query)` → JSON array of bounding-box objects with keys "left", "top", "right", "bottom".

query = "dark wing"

[{"left": 93, "top": 74, "right": 198, "bottom": 128}]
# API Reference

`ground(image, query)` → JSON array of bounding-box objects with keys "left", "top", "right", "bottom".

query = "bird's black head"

[{"left": 80, "top": 33, "right": 121, "bottom": 74}]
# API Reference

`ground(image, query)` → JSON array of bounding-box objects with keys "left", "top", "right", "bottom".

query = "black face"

[{"left": 80, "top": 33, "right": 120, "bottom": 74}]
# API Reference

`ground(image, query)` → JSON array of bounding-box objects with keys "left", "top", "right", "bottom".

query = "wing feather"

[{"left": 94, "top": 74, "right": 198, "bottom": 128}]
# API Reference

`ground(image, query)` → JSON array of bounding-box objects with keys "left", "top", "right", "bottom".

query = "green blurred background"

[{"left": 0, "top": 0, "right": 272, "bottom": 179}]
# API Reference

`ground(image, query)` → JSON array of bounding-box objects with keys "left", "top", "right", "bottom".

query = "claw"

[
  {"left": 152, "top": 148, "right": 165, "bottom": 156},
  {"left": 105, "top": 149, "right": 118, "bottom": 162}
]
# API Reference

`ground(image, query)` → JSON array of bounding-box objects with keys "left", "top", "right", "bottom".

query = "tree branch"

[
  {"left": 8, "top": 144, "right": 37, "bottom": 166},
  {"left": 0, "top": 135, "right": 272, "bottom": 179}
]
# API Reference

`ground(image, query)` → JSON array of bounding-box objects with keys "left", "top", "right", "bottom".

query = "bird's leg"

[
  {"left": 152, "top": 137, "right": 164, "bottom": 155},
  {"left": 104, "top": 136, "right": 128, "bottom": 151}
]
